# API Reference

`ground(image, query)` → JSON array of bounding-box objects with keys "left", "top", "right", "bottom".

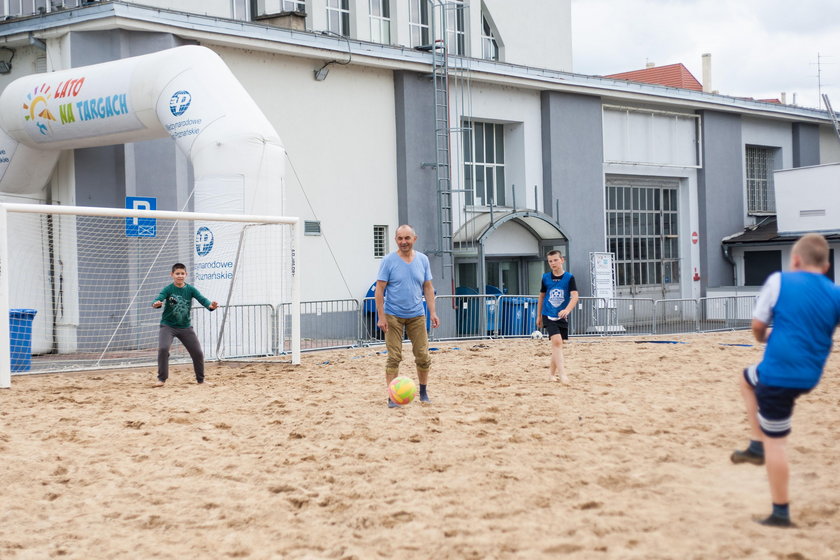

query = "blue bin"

[
  {"left": 523, "top": 297, "right": 538, "bottom": 334},
  {"left": 485, "top": 285, "right": 503, "bottom": 334},
  {"left": 9, "top": 309, "right": 37, "bottom": 372}
]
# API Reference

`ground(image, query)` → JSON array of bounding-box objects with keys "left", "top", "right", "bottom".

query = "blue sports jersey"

[
  {"left": 377, "top": 251, "right": 433, "bottom": 318},
  {"left": 755, "top": 271, "right": 840, "bottom": 389},
  {"left": 540, "top": 272, "right": 577, "bottom": 321}
]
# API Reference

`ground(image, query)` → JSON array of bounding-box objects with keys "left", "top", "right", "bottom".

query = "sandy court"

[{"left": 1, "top": 330, "right": 839, "bottom": 559}]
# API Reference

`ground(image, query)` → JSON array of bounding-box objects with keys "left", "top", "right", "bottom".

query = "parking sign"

[{"left": 125, "top": 196, "right": 157, "bottom": 237}]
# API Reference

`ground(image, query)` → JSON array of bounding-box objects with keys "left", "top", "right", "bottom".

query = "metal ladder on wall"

[
  {"left": 824, "top": 94, "right": 840, "bottom": 143},
  {"left": 428, "top": 1, "right": 455, "bottom": 279}
]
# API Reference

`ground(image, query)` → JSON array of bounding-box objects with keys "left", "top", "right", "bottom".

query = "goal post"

[{"left": 0, "top": 203, "right": 300, "bottom": 388}]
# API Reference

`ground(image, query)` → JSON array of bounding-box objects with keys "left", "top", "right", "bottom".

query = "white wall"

[
  {"left": 213, "top": 46, "right": 399, "bottom": 301},
  {"left": 482, "top": 0, "right": 571, "bottom": 72},
  {"left": 123, "top": 0, "right": 236, "bottom": 18},
  {"left": 820, "top": 127, "right": 840, "bottom": 164},
  {"left": 775, "top": 163, "right": 840, "bottom": 234}
]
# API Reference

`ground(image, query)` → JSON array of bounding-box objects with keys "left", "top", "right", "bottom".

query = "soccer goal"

[{"left": 0, "top": 203, "right": 300, "bottom": 388}]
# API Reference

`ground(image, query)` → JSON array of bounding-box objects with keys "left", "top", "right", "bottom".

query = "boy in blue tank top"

[
  {"left": 536, "top": 250, "right": 578, "bottom": 383},
  {"left": 731, "top": 233, "right": 840, "bottom": 527}
]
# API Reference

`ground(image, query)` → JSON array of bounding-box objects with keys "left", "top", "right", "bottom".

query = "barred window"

[
  {"left": 374, "top": 225, "right": 388, "bottom": 258},
  {"left": 746, "top": 146, "right": 776, "bottom": 214},
  {"left": 606, "top": 178, "right": 680, "bottom": 288},
  {"left": 463, "top": 120, "right": 505, "bottom": 207}
]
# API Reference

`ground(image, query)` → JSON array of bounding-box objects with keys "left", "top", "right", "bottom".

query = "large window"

[
  {"left": 463, "top": 120, "right": 505, "bottom": 207},
  {"left": 481, "top": 14, "right": 499, "bottom": 60},
  {"left": 746, "top": 145, "right": 776, "bottom": 214},
  {"left": 606, "top": 178, "right": 680, "bottom": 288},
  {"left": 369, "top": 0, "right": 391, "bottom": 43},
  {"left": 446, "top": 1, "right": 466, "bottom": 55},
  {"left": 326, "top": 0, "right": 350, "bottom": 36},
  {"left": 408, "top": 0, "right": 430, "bottom": 47}
]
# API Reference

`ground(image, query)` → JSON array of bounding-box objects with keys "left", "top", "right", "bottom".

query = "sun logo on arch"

[{"left": 22, "top": 83, "right": 57, "bottom": 136}]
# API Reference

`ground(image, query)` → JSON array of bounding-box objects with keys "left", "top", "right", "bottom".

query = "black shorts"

[
  {"left": 743, "top": 364, "right": 810, "bottom": 438},
  {"left": 542, "top": 316, "right": 568, "bottom": 340}
]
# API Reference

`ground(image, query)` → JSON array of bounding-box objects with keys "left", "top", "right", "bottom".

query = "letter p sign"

[{"left": 125, "top": 196, "right": 157, "bottom": 238}]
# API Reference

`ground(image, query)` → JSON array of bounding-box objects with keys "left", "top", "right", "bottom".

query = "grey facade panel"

[
  {"left": 792, "top": 123, "right": 820, "bottom": 168},
  {"left": 393, "top": 70, "right": 450, "bottom": 293},
  {"left": 541, "top": 91, "right": 604, "bottom": 296},
  {"left": 697, "top": 110, "right": 743, "bottom": 288}
]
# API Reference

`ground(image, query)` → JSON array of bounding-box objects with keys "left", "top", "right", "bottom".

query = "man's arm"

[
  {"left": 751, "top": 318, "right": 770, "bottom": 343},
  {"left": 423, "top": 280, "right": 439, "bottom": 328},
  {"left": 374, "top": 280, "right": 388, "bottom": 332},
  {"left": 536, "top": 292, "right": 544, "bottom": 328}
]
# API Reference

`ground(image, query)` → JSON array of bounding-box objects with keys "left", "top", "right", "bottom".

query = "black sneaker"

[
  {"left": 730, "top": 448, "right": 765, "bottom": 465},
  {"left": 756, "top": 514, "right": 793, "bottom": 528}
]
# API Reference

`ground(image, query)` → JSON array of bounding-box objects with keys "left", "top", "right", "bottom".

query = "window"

[
  {"left": 746, "top": 146, "right": 776, "bottom": 214},
  {"left": 326, "top": 0, "right": 350, "bottom": 36},
  {"left": 481, "top": 14, "right": 499, "bottom": 60},
  {"left": 744, "top": 250, "right": 781, "bottom": 286},
  {"left": 446, "top": 1, "right": 466, "bottom": 56},
  {"left": 369, "top": 0, "right": 391, "bottom": 43},
  {"left": 463, "top": 120, "right": 505, "bottom": 207},
  {"left": 409, "top": 0, "right": 430, "bottom": 48},
  {"left": 304, "top": 220, "right": 322, "bottom": 236},
  {"left": 374, "top": 225, "right": 388, "bottom": 258},
  {"left": 281, "top": 0, "right": 306, "bottom": 12},
  {"left": 606, "top": 178, "right": 680, "bottom": 288}
]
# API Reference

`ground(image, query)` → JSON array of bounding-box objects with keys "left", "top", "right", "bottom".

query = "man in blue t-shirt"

[
  {"left": 731, "top": 233, "right": 840, "bottom": 527},
  {"left": 536, "top": 250, "right": 578, "bottom": 384},
  {"left": 375, "top": 225, "right": 440, "bottom": 407}
]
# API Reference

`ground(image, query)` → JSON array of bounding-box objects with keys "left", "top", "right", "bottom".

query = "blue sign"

[
  {"left": 125, "top": 196, "right": 156, "bottom": 237},
  {"left": 195, "top": 226, "right": 214, "bottom": 256}
]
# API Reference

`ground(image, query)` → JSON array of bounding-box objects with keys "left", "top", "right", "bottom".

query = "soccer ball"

[
  {"left": 530, "top": 330, "right": 544, "bottom": 340},
  {"left": 388, "top": 376, "right": 417, "bottom": 405}
]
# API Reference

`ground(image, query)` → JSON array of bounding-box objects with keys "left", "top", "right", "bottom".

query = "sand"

[{"left": 1, "top": 331, "right": 839, "bottom": 559}]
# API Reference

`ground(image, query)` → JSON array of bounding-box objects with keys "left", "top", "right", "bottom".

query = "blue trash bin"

[
  {"left": 523, "top": 297, "right": 538, "bottom": 334},
  {"left": 455, "top": 286, "right": 480, "bottom": 335},
  {"left": 500, "top": 297, "right": 529, "bottom": 336},
  {"left": 9, "top": 309, "right": 37, "bottom": 372},
  {"left": 485, "top": 285, "right": 503, "bottom": 334}
]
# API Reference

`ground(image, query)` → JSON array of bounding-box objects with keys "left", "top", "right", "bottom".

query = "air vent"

[
  {"left": 304, "top": 220, "right": 321, "bottom": 236},
  {"left": 799, "top": 209, "right": 826, "bottom": 217}
]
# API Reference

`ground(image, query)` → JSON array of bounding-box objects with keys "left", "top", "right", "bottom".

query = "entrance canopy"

[{"left": 453, "top": 210, "right": 567, "bottom": 250}]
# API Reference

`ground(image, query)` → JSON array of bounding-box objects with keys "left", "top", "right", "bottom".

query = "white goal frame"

[{"left": 0, "top": 203, "right": 301, "bottom": 388}]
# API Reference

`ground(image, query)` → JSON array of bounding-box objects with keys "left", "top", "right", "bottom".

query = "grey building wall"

[
  {"left": 540, "top": 91, "right": 604, "bottom": 296},
  {"left": 697, "top": 110, "right": 743, "bottom": 288},
  {"left": 393, "top": 70, "right": 450, "bottom": 294},
  {"left": 69, "top": 30, "right": 192, "bottom": 210},
  {"left": 792, "top": 123, "right": 820, "bottom": 168}
]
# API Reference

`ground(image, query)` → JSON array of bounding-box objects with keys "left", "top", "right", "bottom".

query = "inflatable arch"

[{"left": 0, "top": 45, "right": 284, "bottom": 214}]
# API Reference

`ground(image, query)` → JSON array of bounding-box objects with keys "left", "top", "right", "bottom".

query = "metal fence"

[{"left": 191, "top": 294, "right": 760, "bottom": 358}]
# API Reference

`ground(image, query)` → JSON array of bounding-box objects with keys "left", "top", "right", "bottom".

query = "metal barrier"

[
  {"left": 277, "top": 299, "right": 360, "bottom": 354},
  {"left": 699, "top": 296, "right": 756, "bottom": 332},
  {"left": 192, "top": 304, "right": 276, "bottom": 360},
  {"left": 433, "top": 294, "right": 499, "bottom": 341},
  {"left": 209, "top": 293, "right": 759, "bottom": 358}
]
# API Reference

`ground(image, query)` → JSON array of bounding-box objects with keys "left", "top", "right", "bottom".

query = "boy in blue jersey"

[
  {"left": 536, "top": 250, "right": 579, "bottom": 383},
  {"left": 375, "top": 225, "right": 440, "bottom": 407},
  {"left": 152, "top": 263, "right": 218, "bottom": 387},
  {"left": 731, "top": 233, "right": 840, "bottom": 527}
]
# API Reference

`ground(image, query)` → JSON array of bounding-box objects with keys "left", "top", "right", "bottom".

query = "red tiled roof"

[{"left": 604, "top": 63, "right": 702, "bottom": 91}]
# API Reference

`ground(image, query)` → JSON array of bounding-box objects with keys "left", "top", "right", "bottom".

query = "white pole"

[
  {"left": 291, "top": 219, "right": 301, "bottom": 365},
  {"left": 0, "top": 205, "right": 10, "bottom": 388}
]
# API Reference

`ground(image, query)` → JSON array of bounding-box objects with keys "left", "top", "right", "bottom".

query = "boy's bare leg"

[{"left": 550, "top": 335, "right": 567, "bottom": 383}]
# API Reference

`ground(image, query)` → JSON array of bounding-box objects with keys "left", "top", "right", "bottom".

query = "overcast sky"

[{"left": 570, "top": 0, "right": 840, "bottom": 111}]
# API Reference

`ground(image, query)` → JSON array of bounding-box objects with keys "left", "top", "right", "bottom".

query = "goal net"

[{"left": 0, "top": 203, "right": 300, "bottom": 387}]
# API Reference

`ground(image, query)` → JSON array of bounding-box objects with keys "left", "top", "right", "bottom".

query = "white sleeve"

[{"left": 752, "top": 272, "right": 781, "bottom": 324}]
